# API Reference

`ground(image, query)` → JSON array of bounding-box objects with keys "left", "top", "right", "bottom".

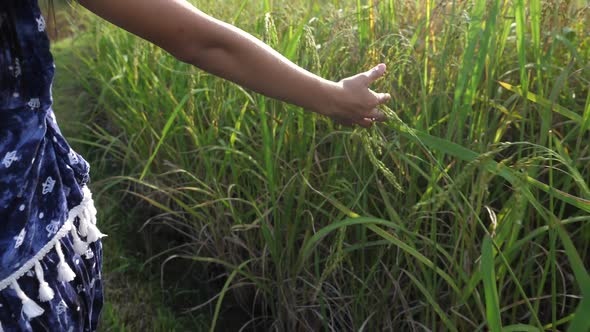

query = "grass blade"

[
  {"left": 482, "top": 235, "right": 502, "bottom": 332},
  {"left": 404, "top": 270, "right": 458, "bottom": 332},
  {"left": 139, "top": 91, "right": 194, "bottom": 180},
  {"left": 498, "top": 81, "right": 582, "bottom": 123},
  {"left": 502, "top": 324, "right": 540, "bottom": 332},
  {"left": 209, "top": 259, "right": 253, "bottom": 332}
]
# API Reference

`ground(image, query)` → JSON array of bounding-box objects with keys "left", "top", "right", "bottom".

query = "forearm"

[
  {"left": 79, "top": 0, "right": 335, "bottom": 114},
  {"left": 180, "top": 20, "right": 336, "bottom": 114}
]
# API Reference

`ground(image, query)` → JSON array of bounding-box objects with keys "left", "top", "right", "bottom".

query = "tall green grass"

[{"left": 70, "top": 0, "right": 589, "bottom": 330}]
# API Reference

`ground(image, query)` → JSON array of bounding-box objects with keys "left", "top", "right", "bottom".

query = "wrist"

[{"left": 311, "top": 79, "right": 341, "bottom": 117}]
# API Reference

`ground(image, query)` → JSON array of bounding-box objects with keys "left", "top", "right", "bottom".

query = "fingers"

[
  {"left": 337, "top": 110, "right": 384, "bottom": 128},
  {"left": 330, "top": 63, "right": 392, "bottom": 128},
  {"left": 366, "top": 108, "right": 387, "bottom": 122},
  {"left": 334, "top": 117, "right": 372, "bottom": 128},
  {"left": 374, "top": 92, "right": 391, "bottom": 105},
  {"left": 358, "top": 118, "right": 374, "bottom": 128},
  {"left": 356, "top": 109, "right": 385, "bottom": 127},
  {"left": 336, "top": 105, "right": 388, "bottom": 128},
  {"left": 363, "top": 63, "right": 387, "bottom": 86}
]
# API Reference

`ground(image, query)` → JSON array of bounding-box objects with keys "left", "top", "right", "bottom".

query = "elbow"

[
  {"left": 166, "top": 16, "right": 239, "bottom": 68},
  {"left": 169, "top": 44, "right": 200, "bottom": 65},
  {"left": 160, "top": 29, "right": 208, "bottom": 65},
  {"left": 168, "top": 24, "right": 237, "bottom": 68},
  {"left": 170, "top": 42, "right": 230, "bottom": 75}
]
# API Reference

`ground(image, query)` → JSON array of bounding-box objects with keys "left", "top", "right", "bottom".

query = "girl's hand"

[{"left": 319, "top": 64, "right": 391, "bottom": 128}]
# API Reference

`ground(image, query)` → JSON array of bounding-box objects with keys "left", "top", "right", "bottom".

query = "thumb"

[{"left": 363, "top": 63, "right": 387, "bottom": 86}]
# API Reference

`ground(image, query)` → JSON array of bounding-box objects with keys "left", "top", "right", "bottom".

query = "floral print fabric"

[{"left": 0, "top": 0, "right": 104, "bottom": 330}]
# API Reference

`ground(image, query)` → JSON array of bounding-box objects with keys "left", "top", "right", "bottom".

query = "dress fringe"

[{"left": 0, "top": 186, "right": 105, "bottom": 320}]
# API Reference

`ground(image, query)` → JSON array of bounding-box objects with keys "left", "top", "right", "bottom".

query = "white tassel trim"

[
  {"left": 34, "top": 261, "right": 55, "bottom": 302},
  {"left": 11, "top": 280, "right": 45, "bottom": 319},
  {"left": 85, "top": 222, "right": 106, "bottom": 243},
  {"left": 0, "top": 185, "right": 105, "bottom": 292},
  {"left": 55, "top": 241, "right": 76, "bottom": 282},
  {"left": 75, "top": 187, "right": 106, "bottom": 243},
  {"left": 71, "top": 225, "right": 89, "bottom": 255},
  {"left": 78, "top": 215, "right": 89, "bottom": 237},
  {"left": 0, "top": 221, "right": 71, "bottom": 292}
]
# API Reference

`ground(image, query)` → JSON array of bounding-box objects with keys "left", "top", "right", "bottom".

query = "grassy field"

[{"left": 53, "top": 0, "right": 589, "bottom": 331}]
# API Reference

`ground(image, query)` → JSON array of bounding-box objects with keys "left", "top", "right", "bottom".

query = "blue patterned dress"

[{"left": 0, "top": 1, "right": 105, "bottom": 331}]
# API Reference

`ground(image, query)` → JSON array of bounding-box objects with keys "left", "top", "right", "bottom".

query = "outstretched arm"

[{"left": 78, "top": 0, "right": 390, "bottom": 127}]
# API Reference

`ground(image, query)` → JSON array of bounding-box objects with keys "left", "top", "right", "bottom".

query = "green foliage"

[{"left": 66, "top": 0, "right": 590, "bottom": 330}]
